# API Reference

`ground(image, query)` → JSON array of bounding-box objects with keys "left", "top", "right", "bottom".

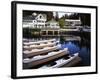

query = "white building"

[
  {"left": 41, "top": 19, "right": 60, "bottom": 36},
  {"left": 23, "top": 13, "right": 60, "bottom": 36},
  {"left": 45, "top": 19, "right": 59, "bottom": 29},
  {"left": 65, "top": 18, "right": 82, "bottom": 29},
  {"left": 23, "top": 13, "right": 47, "bottom": 28}
]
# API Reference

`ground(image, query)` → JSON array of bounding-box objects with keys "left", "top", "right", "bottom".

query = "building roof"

[
  {"left": 38, "top": 14, "right": 47, "bottom": 19},
  {"left": 46, "top": 18, "right": 58, "bottom": 24},
  {"left": 65, "top": 19, "right": 81, "bottom": 22}
]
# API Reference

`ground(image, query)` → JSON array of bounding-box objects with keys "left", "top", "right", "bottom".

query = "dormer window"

[{"left": 40, "top": 16, "right": 42, "bottom": 19}]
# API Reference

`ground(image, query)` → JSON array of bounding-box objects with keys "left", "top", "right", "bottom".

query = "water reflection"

[
  {"left": 60, "top": 37, "right": 91, "bottom": 66},
  {"left": 61, "top": 41, "right": 80, "bottom": 54}
]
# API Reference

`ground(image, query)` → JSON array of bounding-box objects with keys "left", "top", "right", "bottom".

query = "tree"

[
  {"left": 79, "top": 13, "right": 91, "bottom": 26},
  {"left": 55, "top": 12, "right": 59, "bottom": 21},
  {"left": 58, "top": 18, "right": 65, "bottom": 28}
]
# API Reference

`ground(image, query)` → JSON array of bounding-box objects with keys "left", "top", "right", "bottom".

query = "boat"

[
  {"left": 39, "top": 53, "right": 81, "bottom": 68},
  {"left": 23, "top": 48, "right": 69, "bottom": 69},
  {"left": 23, "top": 44, "right": 61, "bottom": 58},
  {"left": 23, "top": 41, "right": 58, "bottom": 50},
  {"left": 23, "top": 39, "right": 56, "bottom": 46}
]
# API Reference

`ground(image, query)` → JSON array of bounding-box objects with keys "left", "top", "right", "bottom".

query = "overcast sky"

[{"left": 53, "top": 12, "right": 73, "bottom": 18}]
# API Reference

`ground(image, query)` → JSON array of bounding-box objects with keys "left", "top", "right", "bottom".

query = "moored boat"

[
  {"left": 23, "top": 48, "right": 69, "bottom": 69},
  {"left": 23, "top": 44, "right": 61, "bottom": 58},
  {"left": 23, "top": 41, "right": 58, "bottom": 50},
  {"left": 39, "top": 53, "right": 81, "bottom": 68},
  {"left": 23, "top": 39, "right": 56, "bottom": 46}
]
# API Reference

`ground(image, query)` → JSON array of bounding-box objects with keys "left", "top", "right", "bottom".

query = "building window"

[
  {"left": 42, "top": 31, "right": 46, "bottom": 35},
  {"left": 45, "top": 24, "right": 47, "bottom": 26},
  {"left": 56, "top": 24, "right": 58, "bottom": 26},
  {"left": 47, "top": 24, "right": 50, "bottom": 26},
  {"left": 40, "top": 16, "right": 42, "bottom": 19},
  {"left": 48, "top": 31, "right": 53, "bottom": 35},
  {"left": 54, "top": 31, "right": 58, "bottom": 35}
]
